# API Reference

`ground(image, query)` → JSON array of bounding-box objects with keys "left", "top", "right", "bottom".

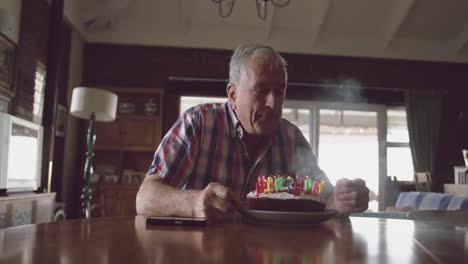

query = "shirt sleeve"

[
  {"left": 147, "top": 109, "right": 200, "bottom": 188},
  {"left": 294, "top": 128, "right": 334, "bottom": 200}
]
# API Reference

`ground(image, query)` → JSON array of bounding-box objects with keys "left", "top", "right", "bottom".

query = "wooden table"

[{"left": 0, "top": 216, "right": 466, "bottom": 263}]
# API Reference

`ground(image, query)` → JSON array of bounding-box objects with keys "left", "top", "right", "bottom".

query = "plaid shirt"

[{"left": 148, "top": 102, "right": 333, "bottom": 200}]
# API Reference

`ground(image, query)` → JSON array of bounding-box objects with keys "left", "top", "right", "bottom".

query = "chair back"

[{"left": 415, "top": 172, "right": 432, "bottom": 192}]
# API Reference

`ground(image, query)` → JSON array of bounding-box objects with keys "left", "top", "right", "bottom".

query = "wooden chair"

[
  {"left": 407, "top": 210, "right": 468, "bottom": 226},
  {"left": 415, "top": 172, "right": 432, "bottom": 192}
]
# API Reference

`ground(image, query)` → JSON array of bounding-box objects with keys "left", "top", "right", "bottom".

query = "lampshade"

[{"left": 70, "top": 87, "right": 118, "bottom": 122}]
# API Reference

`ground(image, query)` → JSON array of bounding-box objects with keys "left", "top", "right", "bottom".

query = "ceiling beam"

[
  {"left": 382, "top": 0, "right": 416, "bottom": 49},
  {"left": 309, "top": 0, "right": 332, "bottom": 45},
  {"left": 453, "top": 21, "right": 468, "bottom": 55}
]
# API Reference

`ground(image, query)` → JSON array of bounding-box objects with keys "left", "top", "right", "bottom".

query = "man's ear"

[{"left": 226, "top": 83, "right": 236, "bottom": 109}]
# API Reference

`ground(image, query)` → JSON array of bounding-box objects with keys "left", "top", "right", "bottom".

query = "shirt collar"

[
  {"left": 226, "top": 101, "right": 243, "bottom": 139},
  {"left": 226, "top": 101, "right": 282, "bottom": 143}
]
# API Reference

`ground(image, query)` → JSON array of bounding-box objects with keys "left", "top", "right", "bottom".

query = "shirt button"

[{"left": 237, "top": 126, "right": 243, "bottom": 138}]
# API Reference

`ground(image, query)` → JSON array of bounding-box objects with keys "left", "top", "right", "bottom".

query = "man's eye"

[
  {"left": 255, "top": 89, "right": 268, "bottom": 95},
  {"left": 275, "top": 89, "right": 285, "bottom": 96}
]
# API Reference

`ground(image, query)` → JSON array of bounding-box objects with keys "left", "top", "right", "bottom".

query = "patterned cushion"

[
  {"left": 446, "top": 195, "right": 468, "bottom": 211},
  {"left": 394, "top": 192, "right": 426, "bottom": 210},
  {"left": 417, "top": 193, "right": 453, "bottom": 210}
]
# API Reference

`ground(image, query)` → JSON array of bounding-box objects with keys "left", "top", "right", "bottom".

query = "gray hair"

[{"left": 229, "top": 44, "right": 288, "bottom": 85}]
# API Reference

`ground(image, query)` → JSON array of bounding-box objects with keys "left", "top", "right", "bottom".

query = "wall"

[
  {"left": 82, "top": 43, "right": 468, "bottom": 193},
  {"left": 13, "top": 0, "right": 50, "bottom": 122},
  {"left": 82, "top": 43, "right": 468, "bottom": 131},
  {"left": 0, "top": 0, "right": 22, "bottom": 43},
  {"left": 4, "top": 1, "right": 78, "bottom": 218},
  {"left": 62, "top": 29, "right": 84, "bottom": 219},
  {"left": 0, "top": 0, "right": 22, "bottom": 112}
]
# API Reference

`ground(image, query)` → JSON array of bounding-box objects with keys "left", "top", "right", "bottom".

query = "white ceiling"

[{"left": 66, "top": 0, "right": 468, "bottom": 63}]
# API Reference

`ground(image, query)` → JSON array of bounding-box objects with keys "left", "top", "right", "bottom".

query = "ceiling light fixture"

[{"left": 210, "top": 0, "right": 290, "bottom": 20}]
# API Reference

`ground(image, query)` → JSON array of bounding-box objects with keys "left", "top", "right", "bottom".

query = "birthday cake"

[{"left": 246, "top": 175, "right": 326, "bottom": 212}]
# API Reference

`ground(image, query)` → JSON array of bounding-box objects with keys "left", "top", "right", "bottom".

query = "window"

[
  {"left": 179, "top": 96, "right": 227, "bottom": 116},
  {"left": 179, "top": 96, "right": 414, "bottom": 211},
  {"left": 386, "top": 108, "right": 413, "bottom": 181},
  {"left": 282, "top": 101, "right": 413, "bottom": 212},
  {"left": 33, "top": 63, "right": 46, "bottom": 124},
  {"left": 282, "top": 108, "right": 311, "bottom": 143}
]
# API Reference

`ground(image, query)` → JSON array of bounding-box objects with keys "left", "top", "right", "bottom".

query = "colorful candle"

[
  {"left": 312, "top": 179, "right": 319, "bottom": 193},
  {"left": 257, "top": 176, "right": 265, "bottom": 193},
  {"left": 303, "top": 176, "right": 312, "bottom": 192},
  {"left": 296, "top": 177, "right": 304, "bottom": 195},
  {"left": 286, "top": 176, "right": 294, "bottom": 193},
  {"left": 274, "top": 176, "right": 285, "bottom": 192},
  {"left": 266, "top": 176, "right": 274, "bottom": 193},
  {"left": 318, "top": 180, "right": 325, "bottom": 193}
]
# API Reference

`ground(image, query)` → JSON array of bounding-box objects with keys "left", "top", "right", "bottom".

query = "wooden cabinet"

[
  {"left": 0, "top": 193, "right": 56, "bottom": 229},
  {"left": 92, "top": 86, "right": 163, "bottom": 172},
  {"left": 91, "top": 184, "right": 139, "bottom": 217},
  {"left": 95, "top": 115, "right": 161, "bottom": 151},
  {"left": 88, "top": 87, "right": 164, "bottom": 217}
]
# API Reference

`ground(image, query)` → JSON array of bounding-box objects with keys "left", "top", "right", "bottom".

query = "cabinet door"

[
  {"left": 119, "top": 189, "right": 137, "bottom": 215},
  {"left": 121, "top": 117, "right": 160, "bottom": 149},
  {"left": 101, "top": 187, "right": 121, "bottom": 216},
  {"left": 94, "top": 120, "right": 122, "bottom": 147}
]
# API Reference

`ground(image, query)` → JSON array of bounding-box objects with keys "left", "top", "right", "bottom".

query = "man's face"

[{"left": 228, "top": 55, "right": 287, "bottom": 136}]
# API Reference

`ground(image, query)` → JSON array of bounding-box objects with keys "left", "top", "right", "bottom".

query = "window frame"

[{"left": 180, "top": 96, "right": 412, "bottom": 211}]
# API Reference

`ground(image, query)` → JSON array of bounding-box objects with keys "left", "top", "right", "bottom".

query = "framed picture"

[
  {"left": 55, "top": 104, "right": 67, "bottom": 137},
  {"left": 0, "top": 32, "right": 16, "bottom": 97}
]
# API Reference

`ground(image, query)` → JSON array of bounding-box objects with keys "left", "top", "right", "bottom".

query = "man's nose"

[{"left": 265, "top": 91, "right": 281, "bottom": 109}]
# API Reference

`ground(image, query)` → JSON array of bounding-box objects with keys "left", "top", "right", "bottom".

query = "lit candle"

[
  {"left": 304, "top": 176, "right": 312, "bottom": 192},
  {"left": 286, "top": 176, "right": 294, "bottom": 193}
]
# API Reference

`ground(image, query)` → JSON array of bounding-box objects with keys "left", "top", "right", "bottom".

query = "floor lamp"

[{"left": 70, "top": 87, "right": 118, "bottom": 219}]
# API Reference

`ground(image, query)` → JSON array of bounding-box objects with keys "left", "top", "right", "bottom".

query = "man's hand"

[
  {"left": 193, "top": 182, "right": 240, "bottom": 221},
  {"left": 332, "top": 178, "right": 369, "bottom": 214}
]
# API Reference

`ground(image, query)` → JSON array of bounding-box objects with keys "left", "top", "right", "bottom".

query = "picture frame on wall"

[
  {"left": 0, "top": 32, "right": 16, "bottom": 98},
  {"left": 55, "top": 104, "right": 67, "bottom": 137}
]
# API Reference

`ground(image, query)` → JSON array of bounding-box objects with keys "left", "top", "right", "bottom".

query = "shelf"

[
  {"left": 100, "top": 86, "right": 164, "bottom": 95},
  {"left": 86, "top": 86, "right": 163, "bottom": 218},
  {"left": 94, "top": 145, "right": 156, "bottom": 152},
  {"left": 116, "top": 115, "right": 160, "bottom": 121},
  {"left": 93, "top": 183, "right": 140, "bottom": 189}
]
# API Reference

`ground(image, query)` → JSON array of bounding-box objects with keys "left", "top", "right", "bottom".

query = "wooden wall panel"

[
  {"left": 83, "top": 43, "right": 468, "bottom": 92},
  {"left": 13, "top": 0, "right": 50, "bottom": 121}
]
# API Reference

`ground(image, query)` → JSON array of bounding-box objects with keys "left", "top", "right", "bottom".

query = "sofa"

[
  {"left": 351, "top": 192, "right": 468, "bottom": 219},
  {"left": 390, "top": 192, "right": 468, "bottom": 211}
]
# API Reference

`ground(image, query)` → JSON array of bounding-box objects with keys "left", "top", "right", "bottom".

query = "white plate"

[{"left": 244, "top": 209, "right": 339, "bottom": 225}]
